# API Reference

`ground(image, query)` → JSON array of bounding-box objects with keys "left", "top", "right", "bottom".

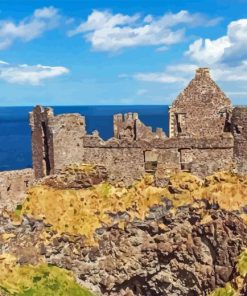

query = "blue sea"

[{"left": 0, "top": 105, "right": 169, "bottom": 171}]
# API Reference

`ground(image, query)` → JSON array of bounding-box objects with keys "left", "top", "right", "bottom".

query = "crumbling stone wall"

[
  {"left": 0, "top": 169, "right": 34, "bottom": 210},
  {"left": 29, "top": 106, "right": 53, "bottom": 179},
  {"left": 30, "top": 109, "right": 166, "bottom": 182},
  {"left": 154, "top": 149, "right": 181, "bottom": 186},
  {"left": 83, "top": 147, "right": 145, "bottom": 184},
  {"left": 26, "top": 68, "right": 247, "bottom": 186},
  {"left": 82, "top": 135, "right": 234, "bottom": 184},
  {"left": 169, "top": 68, "right": 232, "bottom": 138},
  {"left": 153, "top": 137, "right": 234, "bottom": 185},
  {"left": 29, "top": 108, "right": 236, "bottom": 185},
  {"left": 114, "top": 112, "right": 166, "bottom": 141},
  {"left": 30, "top": 106, "right": 85, "bottom": 178},
  {"left": 48, "top": 114, "right": 85, "bottom": 174},
  {"left": 232, "top": 107, "right": 247, "bottom": 174},
  {"left": 180, "top": 148, "right": 234, "bottom": 177}
]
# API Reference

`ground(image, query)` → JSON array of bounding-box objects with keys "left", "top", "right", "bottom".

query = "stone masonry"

[
  {"left": 169, "top": 68, "right": 232, "bottom": 138},
  {"left": 0, "top": 169, "right": 34, "bottom": 210},
  {"left": 29, "top": 106, "right": 86, "bottom": 179},
  {"left": 231, "top": 107, "right": 247, "bottom": 174},
  {"left": 28, "top": 68, "right": 246, "bottom": 185}
]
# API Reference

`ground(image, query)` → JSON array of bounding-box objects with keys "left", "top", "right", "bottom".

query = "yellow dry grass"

[
  {"left": 16, "top": 171, "right": 247, "bottom": 245},
  {"left": 167, "top": 171, "right": 247, "bottom": 211},
  {"left": 20, "top": 175, "right": 171, "bottom": 244}
]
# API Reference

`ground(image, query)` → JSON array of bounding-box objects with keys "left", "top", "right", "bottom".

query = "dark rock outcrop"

[
  {"left": 1, "top": 201, "right": 247, "bottom": 296},
  {"left": 37, "top": 164, "right": 108, "bottom": 189},
  {"left": 44, "top": 202, "right": 247, "bottom": 296}
]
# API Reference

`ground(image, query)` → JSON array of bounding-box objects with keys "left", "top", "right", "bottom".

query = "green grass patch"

[
  {"left": 0, "top": 261, "right": 93, "bottom": 296},
  {"left": 237, "top": 249, "right": 247, "bottom": 277},
  {"left": 210, "top": 283, "right": 235, "bottom": 296}
]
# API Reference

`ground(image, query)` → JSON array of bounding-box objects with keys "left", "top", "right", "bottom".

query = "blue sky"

[{"left": 0, "top": 0, "right": 247, "bottom": 106}]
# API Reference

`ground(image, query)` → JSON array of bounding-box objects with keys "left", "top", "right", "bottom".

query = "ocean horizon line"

[{"left": 0, "top": 104, "right": 170, "bottom": 108}]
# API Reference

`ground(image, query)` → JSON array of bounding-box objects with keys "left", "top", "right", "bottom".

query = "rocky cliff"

[{"left": 1, "top": 166, "right": 247, "bottom": 295}]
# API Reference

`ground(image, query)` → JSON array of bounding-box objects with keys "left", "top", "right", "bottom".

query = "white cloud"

[
  {"left": 137, "top": 89, "right": 147, "bottom": 96},
  {"left": 131, "top": 17, "right": 247, "bottom": 103},
  {"left": 69, "top": 10, "right": 220, "bottom": 52},
  {"left": 118, "top": 73, "right": 129, "bottom": 79},
  {"left": 133, "top": 62, "right": 247, "bottom": 84},
  {"left": 0, "top": 60, "right": 9, "bottom": 65},
  {"left": 134, "top": 71, "right": 187, "bottom": 84},
  {"left": 34, "top": 6, "right": 58, "bottom": 19},
  {"left": 156, "top": 46, "right": 168, "bottom": 52},
  {"left": 211, "top": 62, "right": 247, "bottom": 81},
  {"left": 0, "top": 6, "right": 61, "bottom": 49},
  {"left": 134, "top": 64, "right": 198, "bottom": 84},
  {"left": 186, "top": 18, "right": 247, "bottom": 65},
  {"left": 0, "top": 61, "right": 69, "bottom": 85},
  {"left": 186, "top": 37, "right": 231, "bottom": 65},
  {"left": 166, "top": 63, "right": 198, "bottom": 73}
]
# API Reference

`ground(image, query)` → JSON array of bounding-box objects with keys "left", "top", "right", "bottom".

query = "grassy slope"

[
  {"left": 19, "top": 175, "right": 171, "bottom": 243},
  {"left": 0, "top": 254, "right": 93, "bottom": 296},
  {"left": 16, "top": 171, "right": 247, "bottom": 244}
]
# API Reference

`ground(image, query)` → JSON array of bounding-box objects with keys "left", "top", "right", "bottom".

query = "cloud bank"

[
  {"left": 0, "top": 61, "right": 69, "bottom": 85},
  {"left": 69, "top": 10, "right": 221, "bottom": 52},
  {"left": 0, "top": 6, "right": 61, "bottom": 49},
  {"left": 186, "top": 19, "right": 247, "bottom": 65},
  {"left": 134, "top": 62, "right": 247, "bottom": 85},
  {"left": 133, "top": 17, "right": 247, "bottom": 92}
]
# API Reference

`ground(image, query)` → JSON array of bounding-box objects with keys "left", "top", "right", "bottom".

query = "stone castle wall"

[
  {"left": 28, "top": 104, "right": 235, "bottom": 184},
  {"left": 29, "top": 109, "right": 169, "bottom": 185},
  {"left": 28, "top": 68, "right": 244, "bottom": 185},
  {"left": 30, "top": 106, "right": 86, "bottom": 178},
  {"left": 180, "top": 147, "right": 234, "bottom": 177},
  {"left": 169, "top": 68, "right": 232, "bottom": 138},
  {"left": 0, "top": 169, "right": 34, "bottom": 210},
  {"left": 29, "top": 106, "right": 51, "bottom": 179},
  {"left": 83, "top": 147, "right": 145, "bottom": 185},
  {"left": 48, "top": 113, "right": 86, "bottom": 174},
  {"left": 232, "top": 107, "right": 247, "bottom": 174},
  {"left": 83, "top": 138, "right": 234, "bottom": 184}
]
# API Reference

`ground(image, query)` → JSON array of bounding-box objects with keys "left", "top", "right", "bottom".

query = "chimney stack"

[{"left": 196, "top": 67, "right": 210, "bottom": 78}]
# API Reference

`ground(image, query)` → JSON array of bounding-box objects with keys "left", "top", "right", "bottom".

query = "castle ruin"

[
  {"left": 1, "top": 67, "right": 247, "bottom": 208},
  {"left": 29, "top": 68, "right": 247, "bottom": 185}
]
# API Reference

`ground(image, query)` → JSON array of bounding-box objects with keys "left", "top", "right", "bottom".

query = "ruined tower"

[
  {"left": 30, "top": 106, "right": 86, "bottom": 178},
  {"left": 169, "top": 68, "right": 232, "bottom": 138}
]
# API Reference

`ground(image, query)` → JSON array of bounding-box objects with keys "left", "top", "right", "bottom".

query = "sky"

[{"left": 0, "top": 0, "right": 247, "bottom": 106}]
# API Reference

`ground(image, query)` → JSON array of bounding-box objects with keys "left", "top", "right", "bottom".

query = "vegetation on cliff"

[
  {"left": 15, "top": 171, "right": 247, "bottom": 244},
  {"left": 18, "top": 174, "right": 170, "bottom": 243},
  {"left": 167, "top": 171, "right": 247, "bottom": 211},
  {"left": 0, "top": 254, "right": 93, "bottom": 296},
  {"left": 210, "top": 284, "right": 235, "bottom": 296},
  {"left": 210, "top": 249, "right": 247, "bottom": 296}
]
